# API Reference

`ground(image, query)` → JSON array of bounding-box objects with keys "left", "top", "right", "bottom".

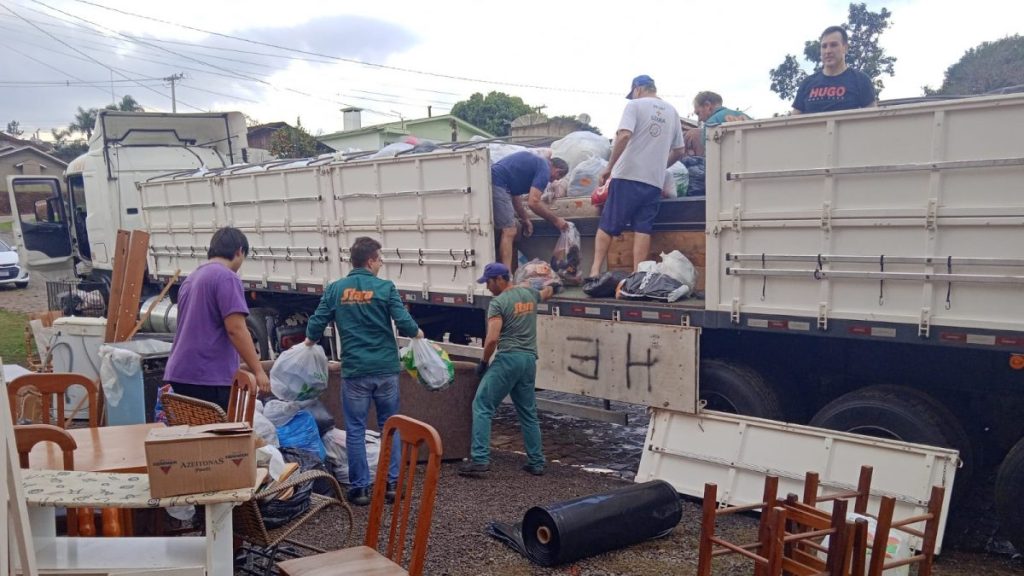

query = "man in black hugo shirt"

[{"left": 792, "top": 26, "right": 877, "bottom": 115}]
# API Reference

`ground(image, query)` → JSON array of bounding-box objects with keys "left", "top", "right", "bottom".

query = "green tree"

[
  {"left": 105, "top": 95, "right": 144, "bottom": 112},
  {"left": 924, "top": 35, "right": 1024, "bottom": 96},
  {"left": 769, "top": 3, "right": 897, "bottom": 101},
  {"left": 269, "top": 118, "right": 319, "bottom": 159},
  {"left": 68, "top": 107, "right": 98, "bottom": 139},
  {"left": 5, "top": 120, "right": 24, "bottom": 136},
  {"left": 451, "top": 91, "right": 535, "bottom": 137},
  {"left": 49, "top": 128, "right": 89, "bottom": 163}
]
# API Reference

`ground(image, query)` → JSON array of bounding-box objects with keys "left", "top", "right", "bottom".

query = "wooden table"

[
  {"left": 28, "top": 422, "right": 162, "bottom": 473},
  {"left": 28, "top": 422, "right": 163, "bottom": 536}
]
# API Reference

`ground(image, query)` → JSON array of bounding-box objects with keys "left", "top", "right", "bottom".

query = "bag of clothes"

[{"left": 551, "top": 223, "right": 582, "bottom": 285}]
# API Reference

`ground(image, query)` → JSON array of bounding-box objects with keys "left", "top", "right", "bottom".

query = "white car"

[{"left": 0, "top": 238, "right": 29, "bottom": 288}]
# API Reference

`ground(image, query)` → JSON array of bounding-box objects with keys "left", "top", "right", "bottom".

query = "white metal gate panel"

[
  {"left": 535, "top": 316, "right": 699, "bottom": 412},
  {"left": 706, "top": 95, "right": 1024, "bottom": 333},
  {"left": 636, "top": 409, "right": 959, "bottom": 552},
  {"left": 142, "top": 150, "right": 496, "bottom": 296}
]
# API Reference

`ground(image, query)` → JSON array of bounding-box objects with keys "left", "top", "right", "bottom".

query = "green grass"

[
  {"left": 0, "top": 308, "right": 29, "bottom": 366},
  {"left": 0, "top": 220, "right": 12, "bottom": 233}
]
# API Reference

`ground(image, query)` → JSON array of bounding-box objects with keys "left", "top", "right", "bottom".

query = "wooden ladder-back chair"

[
  {"left": 277, "top": 414, "right": 444, "bottom": 576},
  {"left": 227, "top": 370, "right": 257, "bottom": 425},
  {"left": 860, "top": 486, "right": 945, "bottom": 576},
  {"left": 14, "top": 424, "right": 80, "bottom": 536},
  {"left": 7, "top": 373, "right": 101, "bottom": 428}
]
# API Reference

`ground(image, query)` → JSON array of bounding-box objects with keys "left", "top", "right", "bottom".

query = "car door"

[{"left": 6, "top": 176, "right": 75, "bottom": 281}]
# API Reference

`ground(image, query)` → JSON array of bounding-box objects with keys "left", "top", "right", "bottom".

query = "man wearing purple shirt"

[{"left": 164, "top": 227, "right": 270, "bottom": 408}]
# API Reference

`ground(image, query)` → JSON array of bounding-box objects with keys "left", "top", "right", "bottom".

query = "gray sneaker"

[{"left": 457, "top": 461, "right": 490, "bottom": 477}]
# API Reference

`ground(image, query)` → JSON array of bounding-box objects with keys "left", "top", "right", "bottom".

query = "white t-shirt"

[{"left": 611, "top": 97, "right": 685, "bottom": 189}]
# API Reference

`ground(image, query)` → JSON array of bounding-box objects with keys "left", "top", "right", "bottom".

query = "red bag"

[{"left": 591, "top": 182, "right": 609, "bottom": 206}]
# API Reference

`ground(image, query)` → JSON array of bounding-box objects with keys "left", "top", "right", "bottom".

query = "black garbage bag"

[
  {"left": 582, "top": 271, "right": 627, "bottom": 298},
  {"left": 257, "top": 474, "right": 313, "bottom": 529},
  {"left": 280, "top": 447, "right": 335, "bottom": 496},
  {"left": 617, "top": 271, "right": 684, "bottom": 301},
  {"left": 488, "top": 480, "right": 682, "bottom": 566},
  {"left": 305, "top": 399, "right": 336, "bottom": 436}
]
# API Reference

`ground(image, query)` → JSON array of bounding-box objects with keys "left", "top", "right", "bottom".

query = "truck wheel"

[
  {"left": 247, "top": 308, "right": 275, "bottom": 361},
  {"left": 700, "top": 359, "right": 784, "bottom": 420},
  {"left": 995, "top": 437, "right": 1024, "bottom": 553},
  {"left": 810, "top": 385, "right": 973, "bottom": 491}
]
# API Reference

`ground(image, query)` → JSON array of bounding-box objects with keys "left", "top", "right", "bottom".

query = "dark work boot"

[
  {"left": 385, "top": 481, "right": 397, "bottom": 504},
  {"left": 347, "top": 487, "right": 370, "bottom": 506},
  {"left": 522, "top": 463, "right": 545, "bottom": 476},
  {"left": 457, "top": 461, "right": 490, "bottom": 477}
]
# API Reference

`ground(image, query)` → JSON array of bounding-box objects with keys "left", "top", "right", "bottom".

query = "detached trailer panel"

[
  {"left": 706, "top": 95, "right": 1024, "bottom": 337},
  {"left": 637, "top": 409, "right": 959, "bottom": 553},
  {"left": 141, "top": 150, "right": 496, "bottom": 300}
]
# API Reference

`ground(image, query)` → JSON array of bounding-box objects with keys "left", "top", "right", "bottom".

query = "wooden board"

[
  {"left": 111, "top": 231, "right": 150, "bottom": 343},
  {"left": 607, "top": 230, "right": 706, "bottom": 291},
  {"left": 103, "top": 230, "right": 131, "bottom": 343},
  {"left": 536, "top": 316, "right": 700, "bottom": 412}
]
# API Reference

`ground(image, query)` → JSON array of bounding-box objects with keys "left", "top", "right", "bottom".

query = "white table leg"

[{"left": 204, "top": 502, "right": 235, "bottom": 574}]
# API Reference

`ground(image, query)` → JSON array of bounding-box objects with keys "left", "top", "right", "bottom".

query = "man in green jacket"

[
  {"left": 304, "top": 236, "right": 423, "bottom": 506},
  {"left": 459, "top": 262, "right": 557, "bottom": 478}
]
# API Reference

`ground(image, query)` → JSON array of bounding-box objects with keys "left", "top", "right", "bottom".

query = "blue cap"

[
  {"left": 476, "top": 262, "right": 510, "bottom": 283},
  {"left": 627, "top": 75, "right": 655, "bottom": 99}
]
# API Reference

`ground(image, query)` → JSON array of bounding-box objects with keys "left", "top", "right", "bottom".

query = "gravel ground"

[{"left": 2, "top": 238, "right": 1019, "bottom": 575}]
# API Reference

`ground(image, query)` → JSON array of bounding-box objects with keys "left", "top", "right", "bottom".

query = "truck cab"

[{"left": 6, "top": 110, "right": 250, "bottom": 285}]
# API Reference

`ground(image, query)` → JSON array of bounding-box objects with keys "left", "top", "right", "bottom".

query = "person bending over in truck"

[
  {"left": 164, "top": 226, "right": 271, "bottom": 408},
  {"left": 588, "top": 75, "right": 686, "bottom": 280},
  {"left": 459, "top": 262, "right": 558, "bottom": 478},
  {"left": 303, "top": 236, "right": 424, "bottom": 507},
  {"left": 686, "top": 91, "right": 751, "bottom": 157},
  {"left": 491, "top": 151, "right": 570, "bottom": 269},
  {"left": 792, "top": 26, "right": 877, "bottom": 115}
]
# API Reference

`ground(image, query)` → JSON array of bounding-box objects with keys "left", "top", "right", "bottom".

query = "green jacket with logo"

[{"left": 306, "top": 268, "right": 419, "bottom": 378}]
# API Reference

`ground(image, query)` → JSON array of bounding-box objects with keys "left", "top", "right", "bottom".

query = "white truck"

[{"left": 7, "top": 96, "right": 1023, "bottom": 551}]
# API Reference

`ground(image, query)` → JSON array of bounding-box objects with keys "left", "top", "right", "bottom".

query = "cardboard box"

[{"left": 145, "top": 422, "right": 256, "bottom": 498}]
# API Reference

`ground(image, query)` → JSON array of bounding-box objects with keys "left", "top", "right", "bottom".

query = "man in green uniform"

[
  {"left": 458, "top": 262, "right": 558, "bottom": 478},
  {"left": 304, "top": 236, "right": 423, "bottom": 505}
]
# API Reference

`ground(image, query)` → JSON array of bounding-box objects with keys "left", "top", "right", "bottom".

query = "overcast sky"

[{"left": 0, "top": 0, "right": 1021, "bottom": 141}]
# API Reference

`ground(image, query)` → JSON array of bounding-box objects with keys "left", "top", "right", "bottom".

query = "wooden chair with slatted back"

[
  {"left": 227, "top": 370, "right": 257, "bottom": 425},
  {"left": 277, "top": 414, "right": 444, "bottom": 576},
  {"left": 14, "top": 424, "right": 80, "bottom": 536},
  {"left": 7, "top": 373, "right": 101, "bottom": 428},
  {"left": 161, "top": 393, "right": 228, "bottom": 426}
]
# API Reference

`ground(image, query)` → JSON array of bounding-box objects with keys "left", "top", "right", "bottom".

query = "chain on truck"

[{"left": 6, "top": 97, "right": 1024, "bottom": 552}]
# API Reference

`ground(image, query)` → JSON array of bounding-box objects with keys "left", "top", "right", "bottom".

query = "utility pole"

[{"left": 164, "top": 73, "right": 184, "bottom": 113}]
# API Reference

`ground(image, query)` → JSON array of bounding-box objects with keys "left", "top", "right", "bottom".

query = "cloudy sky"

[{"left": 0, "top": 0, "right": 1020, "bottom": 140}]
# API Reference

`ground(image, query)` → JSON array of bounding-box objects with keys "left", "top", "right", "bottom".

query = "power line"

[
  {"left": 0, "top": 39, "right": 113, "bottom": 98},
  {"left": 66, "top": 0, "right": 638, "bottom": 97},
  {"left": 0, "top": 2, "right": 205, "bottom": 111}
]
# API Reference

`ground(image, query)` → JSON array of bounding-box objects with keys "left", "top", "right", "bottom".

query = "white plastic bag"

[
  {"left": 270, "top": 344, "right": 328, "bottom": 401},
  {"left": 657, "top": 250, "right": 698, "bottom": 289},
  {"left": 409, "top": 339, "right": 453, "bottom": 391},
  {"left": 567, "top": 157, "right": 607, "bottom": 198},
  {"left": 253, "top": 400, "right": 279, "bottom": 447},
  {"left": 322, "top": 428, "right": 381, "bottom": 484},
  {"left": 551, "top": 222, "right": 582, "bottom": 285},
  {"left": 262, "top": 398, "right": 315, "bottom": 428},
  {"left": 551, "top": 131, "right": 612, "bottom": 171}
]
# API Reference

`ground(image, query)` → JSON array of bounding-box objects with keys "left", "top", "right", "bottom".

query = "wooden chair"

[
  {"left": 162, "top": 370, "right": 257, "bottom": 426},
  {"left": 227, "top": 370, "right": 258, "bottom": 425},
  {"left": 277, "top": 415, "right": 444, "bottom": 576},
  {"left": 7, "top": 372, "right": 101, "bottom": 428},
  {"left": 14, "top": 424, "right": 80, "bottom": 536},
  {"left": 698, "top": 476, "right": 784, "bottom": 576},
  {"left": 858, "top": 486, "right": 945, "bottom": 576}
]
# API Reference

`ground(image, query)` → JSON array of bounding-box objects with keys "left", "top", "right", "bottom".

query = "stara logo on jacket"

[
  {"left": 514, "top": 301, "right": 535, "bottom": 315},
  {"left": 341, "top": 288, "right": 374, "bottom": 303}
]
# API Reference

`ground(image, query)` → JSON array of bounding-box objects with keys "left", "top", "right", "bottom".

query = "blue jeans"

[{"left": 342, "top": 373, "right": 401, "bottom": 489}]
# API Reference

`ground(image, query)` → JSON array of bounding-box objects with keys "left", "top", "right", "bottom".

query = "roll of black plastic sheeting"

[{"left": 488, "top": 480, "right": 681, "bottom": 566}]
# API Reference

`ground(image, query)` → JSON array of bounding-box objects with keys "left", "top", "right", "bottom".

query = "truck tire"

[
  {"left": 247, "top": 307, "right": 275, "bottom": 361},
  {"left": 700, "top": 360, "right": 784, "bottom": 420},
  {"left": 810, "top": 385, "right": 973, "bottom": 491},
  {"left": 995, "top": 437, "right": 1024, "bottom": 553}
]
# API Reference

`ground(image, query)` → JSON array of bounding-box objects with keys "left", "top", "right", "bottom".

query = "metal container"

[{"left": 139, "top": 297, "right": 177, "bottom": 333}]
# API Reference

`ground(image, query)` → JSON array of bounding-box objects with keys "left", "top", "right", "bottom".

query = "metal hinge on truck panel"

[
  {"left": 919, "top": 308, "right": 932, "bottom": 338},
  {"left": 466, "top": 284, "right": 475, "bottom": 305},
  {"left": 820, "top": 201, "right": 832, "bottom": 232},
  {"left": 926, "top": 198, "right": 938, "bottom": 231},
  {"left": 421, "top": 282, "right": 429, "bottom": 301},
  {"left": 731, "top": 204, "right": 742, "bottom": 233},
  {"left": 817, "top": 303, "right": 829, "bottom": 331},
  {"left": 612, "top": 309, "right": 621, "bottom": 322},
  {"left": 730, "top": 297, "right": 741, "bottom": 324}
]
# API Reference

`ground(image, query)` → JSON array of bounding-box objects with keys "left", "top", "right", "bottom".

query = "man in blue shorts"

[
  {"left": 589, "top": 75, "right": 686, "bottom": 279},
  {"left": 491, "top": 151, "right": 570, "bottom": 269},
  {"left": 792, "top": 26, "right": 877, "bottom": 114}
]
